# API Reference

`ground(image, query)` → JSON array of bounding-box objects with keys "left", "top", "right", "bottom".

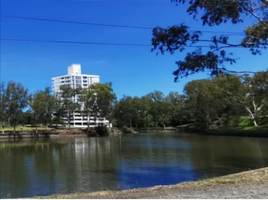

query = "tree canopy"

[
  {"left": 81, "top": 82, "right": 116, "bottom": 129},
  {"left": 4, "top": 81, "right": 29, "bottom": 132},
  {"left": 29, "top": 88, "right": 56, "bottom": 130},
  {"left": 58, "top": 85, "right": 81, "bottom": 129},
  {"left": 152, "top": 0, "right": 268, "bottom": 81}
]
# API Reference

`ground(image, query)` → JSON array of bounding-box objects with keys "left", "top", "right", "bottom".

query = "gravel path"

[{"left": 82, "top": 181, "right": 268, "bottom": 199}]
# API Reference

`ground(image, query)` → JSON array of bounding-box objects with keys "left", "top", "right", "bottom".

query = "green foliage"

[
  {"left": 238, "top": 116, "right": 254, "bottom": 127},
  {"left": 113, "top": 71, "right": 268, "bottom": 130},
  {"left": 114, "top": 95, "right": 151, "bottom": 128},
  {"left": 81, "top": 82, "right": 116, "bottom": 129},
  {"left": 146, "top": 91, "right": 173, "bottom": 128},
  {"left": 57, "top": 85, "right": 81, "bottom": 128},
  {"left": 152, "top": 0, "right": 268, "bottom": 80},
  {"left": 2, "top": 71, "right": 267, "bottom": 132},
  {"left": 0, "top": 82, "right": 7, "bottom": 132},
  {"left": 114, "top": 91, "right": 187, "bottom": 128},
  {"left": 0, "top": 125, "right": 47, "bottom": 132},
  {"left": 29, "top": 87, "right": 56, "bottom": 129},
  {"left": 51, "top": 116, "right": 64, "bottom": 126},
  {"left": 4, "top": 81, "right": 29, "bottom": 132}
]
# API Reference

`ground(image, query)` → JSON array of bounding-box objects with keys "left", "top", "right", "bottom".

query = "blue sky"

[{"left": 1, "top": 0, "right": 268, "bottom": 99}]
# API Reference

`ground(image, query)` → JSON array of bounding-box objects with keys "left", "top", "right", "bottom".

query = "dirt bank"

[{"left": 40, "top": 167, "right": 268, "bottom": 199}]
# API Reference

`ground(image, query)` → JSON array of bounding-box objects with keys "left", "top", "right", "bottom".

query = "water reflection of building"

[
  {"left": 67, "top": 138, "right": 120, "bottom": 193},
  {"left": 73, "top": 138, "right": 112, "bottom": 155}
]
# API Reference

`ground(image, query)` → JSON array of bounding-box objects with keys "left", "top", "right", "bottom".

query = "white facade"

[{"left": 52, "top": 64, "right": 110, "bottom": 128}]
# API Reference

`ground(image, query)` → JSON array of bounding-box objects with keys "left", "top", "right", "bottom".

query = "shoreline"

[
  {"left": 0, "top": 127, "right": 268, "bottom": 140},
  {"left": 36, "top": 167, "right": 268, "bottom": 199}
]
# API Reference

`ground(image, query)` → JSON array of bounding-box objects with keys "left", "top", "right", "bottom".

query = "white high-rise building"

[{"left": 52, "top": 64, "right": 110, "bottom": 128}]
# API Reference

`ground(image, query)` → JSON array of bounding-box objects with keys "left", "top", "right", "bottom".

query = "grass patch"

[
  {"left": 177, "top": 124, "right": 189, "bottom": 128},
  {"left": 0, "top": 125, "right": 48, "bottom": 132},
  {"left": 241, "top": 125, "right": 268, "bottom": 131},
  {"left": 219, "top": 116, "right": 268, "bottom": 131}
]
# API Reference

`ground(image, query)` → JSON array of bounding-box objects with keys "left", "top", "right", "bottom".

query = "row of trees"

[
  {"left": 1, "top": 70, "right": 268, "bottom": 132},
  {"left": 0, "top": 82, "right": 116, "bottom": 133},
  {"left": 113, "top": 71, "right": 268, "bottom": 129}
]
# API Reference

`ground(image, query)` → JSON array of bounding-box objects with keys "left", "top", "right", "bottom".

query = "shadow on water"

[{"left": 0, "top": 133, "right": 268, "bottom": 198}]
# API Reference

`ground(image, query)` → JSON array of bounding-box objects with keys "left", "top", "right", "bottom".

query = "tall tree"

[
  {"left": 58, "top": 85, "right": 80, "bottom": 129},
  {"left": 151, "top": 0, "right": 268, "bottom": 81},
  {"left": 183, "top": 78, "right": 237, "bottom": 129},
  {"left": 219, "top": 71, "right": 268, "bottom": 126},
  {"left": 0, "top": 82, "right": 7, "bottom": 133},
  {"left": 114, "top": 96, "right": 141, "bottom": 128},
  {"left": 5, "top": 81, "right": 29, "bottom": 133},
  {"left": 81, "top": 83, "right": 116, "bottom": 129},
  {"left": 114, "top": 95, "right": 153, "bottom": 128},
  {"left": 184, "top": 80, "right": 215, "bottom": 128},
  {"left": 29, "top": 87, "right": 56, "bottom": 131},
  {"left": 114, "top": 96, "right": 135, "bottom": 128},
  {"left": 165, "top": 92, "right": 188, "bottom": 126},
  {"left": 146, "top": 91, "right": 172, "bottom": 128}
]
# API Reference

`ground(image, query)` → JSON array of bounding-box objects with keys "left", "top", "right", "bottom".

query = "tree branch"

[
  {"left": 242, "top": 2, "right": 268, "bottom": 28},
  {"left": 260, "top": 0, "right": 268, "bottom": 7}
]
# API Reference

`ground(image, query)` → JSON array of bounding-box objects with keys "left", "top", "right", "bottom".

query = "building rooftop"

[
  {"left": 68, "top": 64, "right": 81, "bottom": 75},
  {"left": 52, "top": 64, "right": 99, "bottom": 79}
]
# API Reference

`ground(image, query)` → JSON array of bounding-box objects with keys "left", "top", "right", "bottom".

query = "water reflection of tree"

[
  {"left": 118, "top": 134, "right": 268, "bottom": 187},
  {"left": 0, "top": 137, "right": 121, "bottom": 198},
  {"left": 0, "top": 139, "right": 67, "bottom": 198},
  {"left": 120, "top": 135, "right": 191, "bottom": 164},
  {"left": 0, "top": 145, "right": 29, "bottom": 198},
  {"left": 181, "top": 135, "right": 268, "bottom": 180}
]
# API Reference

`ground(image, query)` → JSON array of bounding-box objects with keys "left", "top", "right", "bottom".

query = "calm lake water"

[{"left": 1, "top": 132, "right": 268, "bottom": 198}]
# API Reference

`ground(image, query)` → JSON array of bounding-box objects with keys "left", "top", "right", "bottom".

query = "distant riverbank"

[
  {"left": 0, "top": 127, "right": 122, "bottom": 139},
  {"left": 1, "top": 126, "right": 268, "bottom": 140},
  {"left": 139, "top": 127, "right": 268, "bottom": 137},
  {"left": 39, "top": 167, "right": 268, "bottom": 199}
]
